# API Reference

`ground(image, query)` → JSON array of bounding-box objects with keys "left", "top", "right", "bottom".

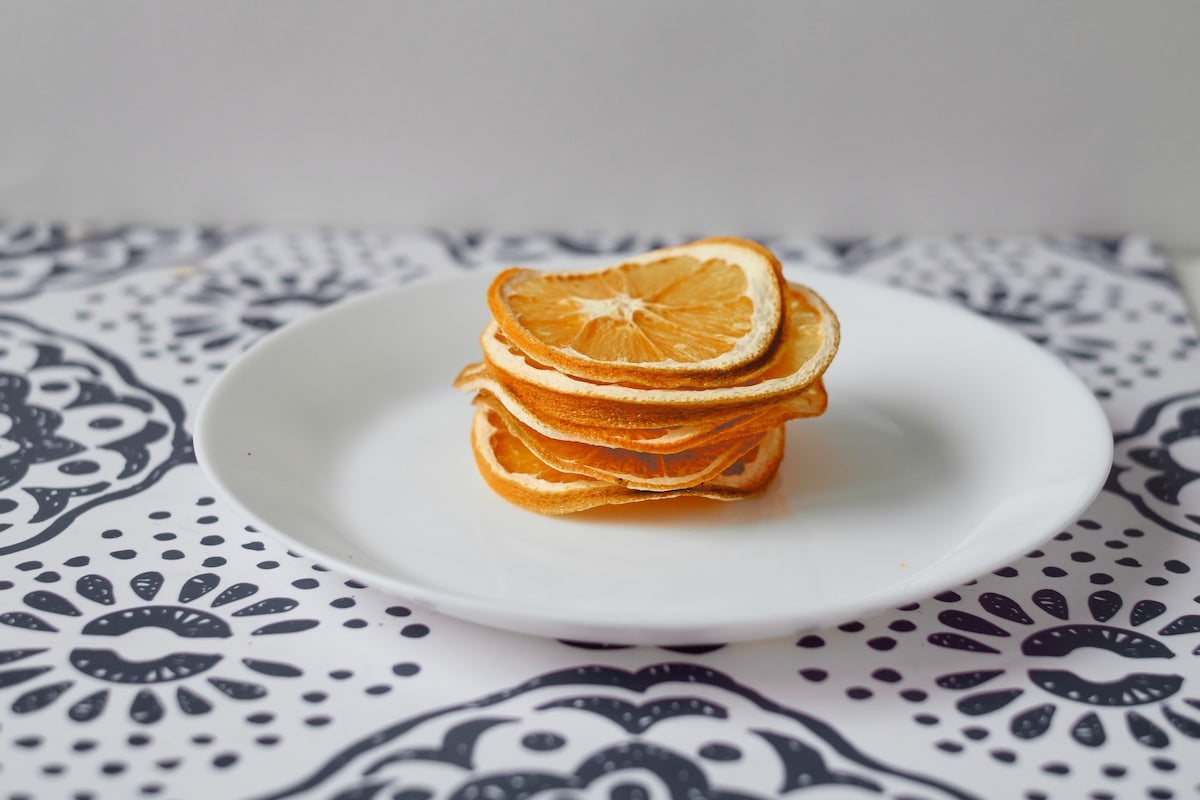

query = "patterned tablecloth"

[{"left": 0, "top": 225, "right": 1197, "bottom": 800}]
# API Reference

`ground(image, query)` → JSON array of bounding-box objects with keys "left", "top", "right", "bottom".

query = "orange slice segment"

[
  {"left": 487, "top": 237, "right": 784, "bottom": 386},
  {"left": 470, "top": 408, "right": 786, "bottom": 515}
]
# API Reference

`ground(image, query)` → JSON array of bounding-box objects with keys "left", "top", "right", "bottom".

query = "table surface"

[{"left": 0, "top": 226, "right": 1198, "bottom": 800}]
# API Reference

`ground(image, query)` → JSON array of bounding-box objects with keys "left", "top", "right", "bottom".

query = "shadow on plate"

[{"left": 566, "top": 399, "right": 959, "bottom": 529}]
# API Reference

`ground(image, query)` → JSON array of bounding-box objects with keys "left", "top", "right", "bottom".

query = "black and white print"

[
  {"left": 925, "top": 586, "right": 1200, "bottom": 751},
  {"left": 790, "top": 491, "right": 1199, "bottom": 799},
  {"left": 1108, "top": 390, "right": 1200, "bottom": 542},
  {"left": 164, "top": 229, "right": 430, "bottom": 356},
  {"left": 0, "top": 569, "right": 317, "bottom": 724},
  {"left": 0, "top": 226, "right": 1196, "bottom": 800},
  {"left": 427, "top": 231, "right": 701, "bottom": 269},
  {"left": 0, "top": 221, "right": 236, "bottom": 301},
  {"left": 0, "top": 486, "right": 435, "bottom": 799},
  {"left": 0, "top": 313, "right": 191, "bottom": 555},
  {"left": 260, "top": 663, "right": 974, "bottom": 800},
  {"left": 801, "top": 235, "right": 1199, "bottom": 403}
]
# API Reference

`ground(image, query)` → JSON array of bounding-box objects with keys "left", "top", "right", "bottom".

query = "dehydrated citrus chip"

[
  {"left": 470, "top": 408, "right": 785, "bottom": 515},
  {"left": 456, "top": 362, "right": 826, "bottom": 453},
  {"left": 487, "top": 237, "right": 785, "bottom": 387},
  {"left": 480, "top": 282, "right": 838, "bottom": 427},
  {"left": 456, "top": 238, "right": 834, "bottom": 515},
  {"left": 476, "top": 396, "right": 766, "bottom": 490}
]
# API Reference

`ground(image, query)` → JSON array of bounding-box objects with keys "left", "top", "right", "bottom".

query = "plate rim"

[{"left": 194, "top": 269, "right": 1114, "bottom": 644}]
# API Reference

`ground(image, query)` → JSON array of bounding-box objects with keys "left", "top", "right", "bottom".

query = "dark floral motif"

[
  {"left": 938, "top": 277, "right": 1123, "bottom": 367},
  {"left": 817, "top": 236, "right": 906, "bottom": 270},
  {"left": 828, "top": 235, "right": 1197, "bottom": 403},
  {"left": 168, "top": 230, "right": 428, "bottom": 353},
  {"left": 259, "top": 663, "right": 974, "bottom": 800},
  {"left": 1108, "top": 390, "right": 1200, "bottom": 541},
  {"left": 0, "top": 314, "right": 191, "bottom": 555},
  {"left": 173, "top": 268, "right": 372, "bottom": 350},
  {"left": 431, "top": 231, "right": 901, "bottom": 271},
  {"left": 0, "top": 221, "right": 235, "bottom": 300},
  {"left": 0, "top": 570, "right": 316, "bottom": 723},
  {"left": 559, "top": 639, "right": 726, "bottom": 655},
  {"left": 830, "top": 235, "right": 1169, "bottom": 286},
  {"left": 928, "top": 588, "right": 1200, "bottom": 750},
  {"left": 1042, "top": 235, "right": 1176, "bottom": 285},
  {"left": 429, "top": 231, "right": 700, "bottom": 268}
]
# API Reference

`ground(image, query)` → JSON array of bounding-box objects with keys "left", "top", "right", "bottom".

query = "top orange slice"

[
  {"left": 486, "top": 237, "right": 784, "bottom": 386},
  {"left": 480, "top": 281, "right": 839, "bottom": 423}
]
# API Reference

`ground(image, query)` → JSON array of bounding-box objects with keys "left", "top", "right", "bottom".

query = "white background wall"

[{"left": 2, "top": 1, "right": 1199, "bottom": 247}]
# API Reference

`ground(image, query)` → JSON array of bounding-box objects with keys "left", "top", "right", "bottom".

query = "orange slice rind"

[
  {"left": 476, "top": 396, "right": 768, "bottom": 491},
  {"left": 471, "top": 408, "right": 787, "bottom": 515},
  {"left": 456, "top": 363, "right": 826, "bottom": 453},
  {"left": 488, "top": 237, "right": 786, "bottom": 387}
]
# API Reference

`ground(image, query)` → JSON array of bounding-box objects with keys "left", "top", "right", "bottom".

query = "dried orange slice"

[
  {"left": 470, "top": 408, "right": 785, "bottom": 515},
  {"left": 480, "top": 282, "right": 838, "bottom": 427},
  {"left": 487, "top": 237, "right": 785, "bottom": 387},
  {"left": 456, "top": 362, "right": 826, "bottom": 453},
  {"left": 477, "top": 396, "right": 767, "bottom": 490}
]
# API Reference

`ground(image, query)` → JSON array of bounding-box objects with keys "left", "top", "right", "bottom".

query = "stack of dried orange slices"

[{"left": 453, "top": 237, "right": 840, "bottom": 514}]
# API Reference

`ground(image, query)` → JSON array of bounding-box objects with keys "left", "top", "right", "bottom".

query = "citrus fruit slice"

[
  {"left": 456, "top": 361, "right": 826, "bottom": 453},
  {"left": 480, "top": 282, "right": 838, "bottom": 427},
  {"left": 487, "top": 237, "right": 785, "bottom": 387},
  {"left": 477, "top": 396, "right": 767, "bottom": 490},
  {"left": 470, "top": 408, "right": 785, "bottom": 515}
]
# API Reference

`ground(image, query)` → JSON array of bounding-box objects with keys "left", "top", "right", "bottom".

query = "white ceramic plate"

[{"left": 195, "top": 269, "right": 1112, "bottom": 645}]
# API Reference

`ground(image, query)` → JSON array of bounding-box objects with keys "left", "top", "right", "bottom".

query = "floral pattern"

[
  {"left": 0, "top": 225, "right": 1195, "bottom": 800},
  {"left": 0, "top": 570, "right": 319, "bottom": 725}
]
